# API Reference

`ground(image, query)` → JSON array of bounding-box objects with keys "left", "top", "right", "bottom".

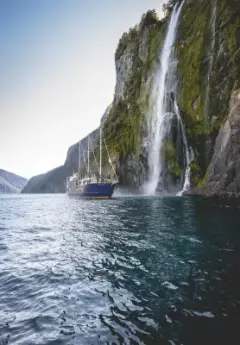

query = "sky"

[{"left": 0, "top": 0, "right": 164, "bottom": 179}]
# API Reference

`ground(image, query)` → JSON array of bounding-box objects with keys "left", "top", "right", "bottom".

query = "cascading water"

[
  {"left": 145, "top": 1, "right": 191, "bottom": 195},
  {"left": 174, "top": 101, "right": 193, "bottom": 195}
]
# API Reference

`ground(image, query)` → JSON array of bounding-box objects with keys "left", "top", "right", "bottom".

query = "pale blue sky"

[{"left": 0, "top": 0, "right": 164, "bottom": 178}]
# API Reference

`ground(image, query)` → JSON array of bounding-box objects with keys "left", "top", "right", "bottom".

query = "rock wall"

[
  {"left": 102, "top": 11, "right": 167, "bottom": 187},
  {"left": 176, "top": 0, "right": 240, "bottom": 191},
  {"left": 106, "top": 0, "right": 240, "bottom": 194},
  {"left": 203, "top": 89, "right": 240, "bottom": 195}
]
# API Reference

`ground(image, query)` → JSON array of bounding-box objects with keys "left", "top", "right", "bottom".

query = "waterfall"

[
  {"left": 145, "top": 1, "right": 189, "bottom": 195},
  {"left": 205, "top": 0, "right": 217, "bottom": 122},
  {"left": 174, "top": 101, "right": 193, "bottom": 195}
]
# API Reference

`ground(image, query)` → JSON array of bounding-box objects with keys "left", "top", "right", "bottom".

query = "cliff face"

[
  {"left": 0, "top": 169, "right": 27, "bottom": 193},
  {"left": 103, "top": 11, "right": 167, "bottom": 187},
  {"left": 23, "top": 0, "right": 240, "bottom": 195},
  {"left": 21, "top": 166, "right": 66, "bottom": 193},
  {"left": 201, "top": 89, "right": 240, "bottom": 194},
  {"left": 175, "top": 0, "right": 240, "bottom": 193},
  {"left": 104, "top": 0, "right": 240, "bottom": 194}
]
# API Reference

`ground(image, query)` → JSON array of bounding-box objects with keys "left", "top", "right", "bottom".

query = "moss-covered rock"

[
  {"left": 102, "top": 10, "right": 168, "bottom": 186},
  {"left": 176, "top": 0, "right": 240, "bottom": 188},
  {"left": 163, "top": 140, "right": 182, "bottom": 177}
]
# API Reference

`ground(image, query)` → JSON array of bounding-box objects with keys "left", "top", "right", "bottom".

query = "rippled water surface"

[{"left": 0, "top": 194, "right": 240, "bottom": 345}]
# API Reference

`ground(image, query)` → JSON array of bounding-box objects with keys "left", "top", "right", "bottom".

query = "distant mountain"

[
  {"left": 0, "top": 169, "right": 27, "bottom": 193},
  {"left": 21, "top": 166, "right": 66, "bottom": 193}
]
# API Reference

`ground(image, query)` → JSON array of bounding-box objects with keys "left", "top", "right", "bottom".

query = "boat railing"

[{"left": 72, "top": 172, "right": 118, "bottom": 185}]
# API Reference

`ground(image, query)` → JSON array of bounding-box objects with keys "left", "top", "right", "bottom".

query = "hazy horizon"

[{"left": 0, "top": 0, "right": 164, "bottom": 179}]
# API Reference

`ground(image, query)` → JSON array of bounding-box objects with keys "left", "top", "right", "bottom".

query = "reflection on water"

[{"left": 0, "top": 194, "right": 240, "bottom": 344}]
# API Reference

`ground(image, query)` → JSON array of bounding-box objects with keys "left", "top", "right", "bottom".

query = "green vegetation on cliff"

[
  {"left": 102, "top": 0, "right": 240, "bottom": 188},
  {"left": 164, "top": 141, "right": 182, "bottom": 177},
  {"left": 103, "top": 10, "right": 166, "bottom": 163},
  {"left": 176, "top": 0, "right": 240, "bottom": 186}
]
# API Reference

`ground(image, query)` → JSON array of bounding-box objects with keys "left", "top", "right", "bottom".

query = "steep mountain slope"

[
  {"left": 176, "top": 0, "right": 240, "bottom": 194},
  {"left": 0, "top": 169, "right": 27, "bottom": 193},
  {"left": 22, "top": 0, "right": 240, "bottom": 195}
]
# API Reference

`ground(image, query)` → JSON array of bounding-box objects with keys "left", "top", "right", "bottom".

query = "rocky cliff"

[
  {"left": 103, "top": 0, "right": 240, "bottom": 195},
  {"left": 176, "top": 0, "right": 240, "bottom": 195},
  {"left": 23, "top": 0, "right": 240, "bottom": 195},
  {"left": 0, "top": 169, "right": 27, "bottom": 193},
  {"left": 191, "top": 89, "right": 240, "bottom": 196},
  {"left": 208, "top": 89, "right": 240, "bottom": 193},
  {"left": 102, "top": 11, "right": 167, "bottom": 187}
]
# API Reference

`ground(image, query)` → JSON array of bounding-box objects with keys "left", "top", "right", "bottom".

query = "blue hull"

[{"left": 68, "top": 183, "right": 116, "bottom": 199}]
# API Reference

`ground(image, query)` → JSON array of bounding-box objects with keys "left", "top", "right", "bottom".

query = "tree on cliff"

[{"left": 163, "top": 0, "right": 178, "bottom": 15}]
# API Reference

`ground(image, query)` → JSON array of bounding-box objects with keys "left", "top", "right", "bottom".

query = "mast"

[
  {"left": 99, "top": 127, "right": 102, "bottom": 181},
  {"left": 87, "top": 135, "right": 90, "bottom": 176},
  {"left": 78, "top": 141, "right": 81, "bottom": 173}
]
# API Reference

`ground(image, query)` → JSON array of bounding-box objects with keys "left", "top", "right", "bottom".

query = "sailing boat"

[{"left": 66, "top": 127, "right": 118, "bottom": 198}]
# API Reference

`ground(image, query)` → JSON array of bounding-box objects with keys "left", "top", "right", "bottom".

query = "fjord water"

[{"left": 1, "top": 194, "right": 240, "bottom": 345}]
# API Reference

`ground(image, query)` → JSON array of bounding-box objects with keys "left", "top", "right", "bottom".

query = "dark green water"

[{"left": 0, "top": 194, "right": 240, "bottom": 345}]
